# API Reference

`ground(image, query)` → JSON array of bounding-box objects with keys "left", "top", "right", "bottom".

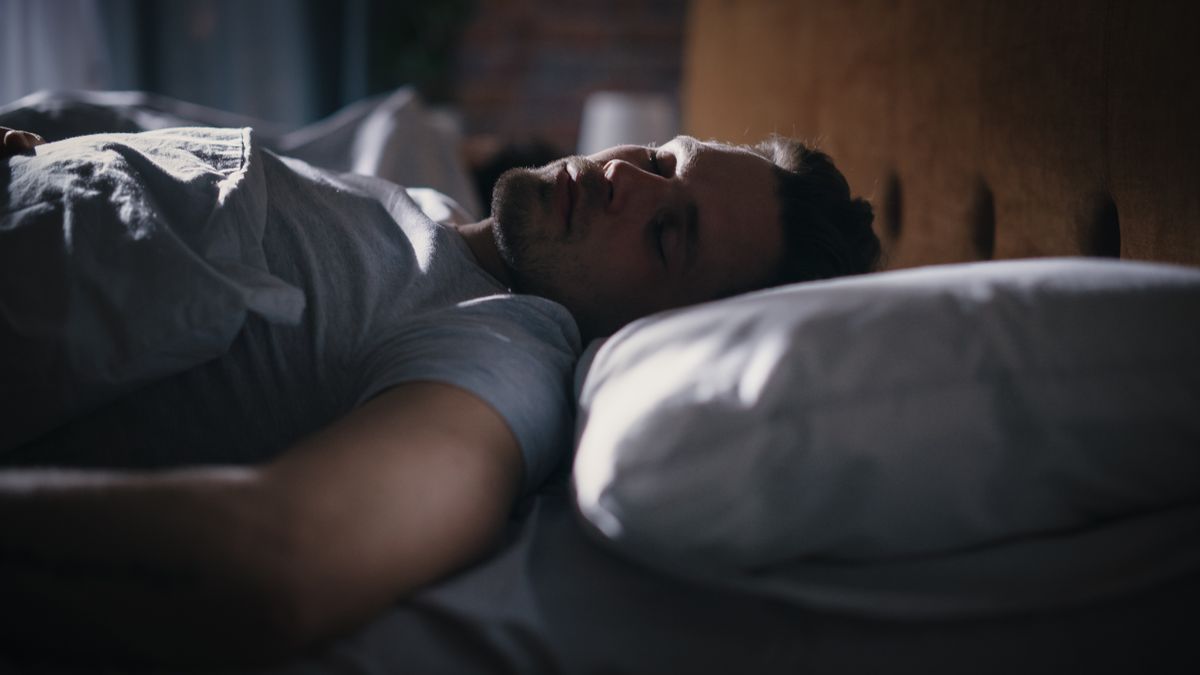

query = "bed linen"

[
  {"left": 0, "top": 87, "right": 481, "bottom": 218},
  {"left": 221, "top": 488, "right": 1196, "bottom": 675},
  {"left": 0, "top": 89, "right": 488, "bottom": 456},
  {"left": 7, "top": 486, "right": 1190, "bottom": 674},
  {"left": 573, "top": 258, "right": 1200, "bottom": 616},
  {"left": 0, "top": 126, "right": 304, "bottom": 451}
]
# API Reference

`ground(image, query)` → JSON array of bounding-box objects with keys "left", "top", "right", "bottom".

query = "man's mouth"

[{"left": 555, "top": 165, "right": 576, "bottom": 236}]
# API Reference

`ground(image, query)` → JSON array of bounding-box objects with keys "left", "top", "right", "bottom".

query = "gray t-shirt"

[{"left": 2, "top": 128, "right": 580, "bottom": 491}]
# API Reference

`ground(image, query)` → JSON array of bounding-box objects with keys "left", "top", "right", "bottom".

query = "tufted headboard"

[{"left": 682, "top": 0, "right": 1200, "bottom": 269}]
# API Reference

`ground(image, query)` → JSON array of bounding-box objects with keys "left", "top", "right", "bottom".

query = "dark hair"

[{"left": 750, "top": 135, "right": 881, "bottom": 287}]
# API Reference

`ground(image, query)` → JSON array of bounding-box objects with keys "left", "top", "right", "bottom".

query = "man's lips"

[{"left": 555, "top": 165, "right": 577, "bottom": 235}]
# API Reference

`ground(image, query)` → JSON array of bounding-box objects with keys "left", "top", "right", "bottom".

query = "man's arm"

[{"left": 0, "top": 381, "right": 523, "bottom": 665}]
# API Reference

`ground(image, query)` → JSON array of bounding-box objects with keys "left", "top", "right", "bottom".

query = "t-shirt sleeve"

[{"left": 355, "top": 294, "right": 581, "bottom": 493}]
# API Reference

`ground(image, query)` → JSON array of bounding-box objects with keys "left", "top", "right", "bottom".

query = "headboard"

[{"left": 682, "top": 0, "right": 1200, "bottom": 269}]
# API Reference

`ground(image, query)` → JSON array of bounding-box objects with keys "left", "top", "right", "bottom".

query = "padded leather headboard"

[{"left": 683, "top": 0, "right": 1200, "bottom": 268}]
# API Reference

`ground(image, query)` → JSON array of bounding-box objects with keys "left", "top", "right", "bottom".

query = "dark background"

[{"left": 9, "top": 0, "right": 690, "bottom": 157}]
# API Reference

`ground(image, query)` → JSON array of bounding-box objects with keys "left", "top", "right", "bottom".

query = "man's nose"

[{"left": 603, "top": 159, "right": 664, "bottom": 216}]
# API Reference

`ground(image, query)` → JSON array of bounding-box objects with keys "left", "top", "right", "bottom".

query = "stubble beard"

[
  {"left": 490, "top": 158, "right": 616, "bottom": 339},
  {"left": 491, "top": 164, "right": 565, "bottom": 297}
]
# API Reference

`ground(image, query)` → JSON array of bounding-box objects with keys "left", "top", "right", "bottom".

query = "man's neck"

[{"left": 454, "top": 217, "right": 513, "bottom": 290}]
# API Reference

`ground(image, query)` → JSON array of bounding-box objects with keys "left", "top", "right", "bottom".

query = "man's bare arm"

[{"left": 0, "top": 381, "right": 523, "bottom": 665}]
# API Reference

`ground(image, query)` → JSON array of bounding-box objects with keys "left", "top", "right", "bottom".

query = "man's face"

[{"left": 491, "top": 135, "right": 784, "bottom": 339}]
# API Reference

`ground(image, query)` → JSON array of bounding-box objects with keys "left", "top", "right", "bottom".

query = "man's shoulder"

[
  {"left": 353, "top": 295, "right": 581, "bottom": 491},
  {"left": 362, "top": 295, "right": 580, "bottom": 372},
  {"left": 406, "top": 188, "right": 477, "bottom": 227}
]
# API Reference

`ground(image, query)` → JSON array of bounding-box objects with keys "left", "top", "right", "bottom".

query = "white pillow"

[{"left": 573, "top": 259, "right": 1200, "bottom": 613}]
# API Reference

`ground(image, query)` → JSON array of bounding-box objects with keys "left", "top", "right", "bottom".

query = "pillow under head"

[{"left": 573, "top": 258, "right": 1200, "bottom": 615}]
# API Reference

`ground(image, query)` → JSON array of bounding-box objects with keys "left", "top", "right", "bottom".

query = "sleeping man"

[{"left": 0, "top": 122, "right": 879, "bottom": 664}]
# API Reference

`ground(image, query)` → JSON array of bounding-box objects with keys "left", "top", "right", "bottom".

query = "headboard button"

[
  {"left": 970, "top": 179, "right": 996, "bottom": 260},
  {"left": 882, "top": 171, "right": 902, "bottom": 241},
  {"left": 1086, "top": 194, "right": 1121, "bottom": 258}
]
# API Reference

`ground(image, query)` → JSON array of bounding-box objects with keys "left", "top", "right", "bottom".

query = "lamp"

[{"left": 577, "top": 91, "right": 679, "bottom": 156}]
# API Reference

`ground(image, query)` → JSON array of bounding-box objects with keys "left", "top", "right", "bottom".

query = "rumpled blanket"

[
  {"left": 0, "top": 127, "right": 303, "bottom": 451},
  {"left": 0, "top": 87, "right": 482, "bottom": 217}
]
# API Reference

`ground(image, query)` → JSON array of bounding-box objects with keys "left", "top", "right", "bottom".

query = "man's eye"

[{"left": 652, "top": 214, "right": 668, "bottom": 264}]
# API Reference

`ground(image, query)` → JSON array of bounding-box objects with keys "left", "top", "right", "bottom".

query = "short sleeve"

[{"left": 356, "top": 294, "right": 581, "bottom": 493}]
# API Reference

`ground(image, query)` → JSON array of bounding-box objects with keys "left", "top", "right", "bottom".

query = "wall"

[
  {"left": 453, "top": 0, "right": 688, "bottom": 154},
  {"left": 683, "top": 0, "right": 1200, "bottom": 268}
]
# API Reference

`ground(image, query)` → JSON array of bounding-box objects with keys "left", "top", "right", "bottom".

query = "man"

[{"left": 0, "top": 122, "right": 878, "bottom": 664}]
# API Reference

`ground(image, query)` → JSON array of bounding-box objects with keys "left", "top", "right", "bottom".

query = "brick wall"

[{"left": 452, "top": 0, "right": 688, "bottom": 155}]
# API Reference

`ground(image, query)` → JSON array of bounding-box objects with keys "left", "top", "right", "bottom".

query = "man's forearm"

[
  {"left": 0, "top": 467, "right": 306, "bottom": 663},
  {"left": 0, "top": 383, "right": 527, "bottom": 665},
  {"left": 0, "top": 467, "right": 268, "bottom": 570}
]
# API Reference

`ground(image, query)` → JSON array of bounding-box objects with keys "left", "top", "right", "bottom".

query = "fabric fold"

[{"left": 0, "top": 127, "right": 304, "bottom": 452}]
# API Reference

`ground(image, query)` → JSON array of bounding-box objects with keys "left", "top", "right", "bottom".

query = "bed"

[
  {"left": 257, "top": 2, "right": 1198, "bottom": 672},
  {"left": 5, "top": 1, "right": 1200, "bottom": 673}
]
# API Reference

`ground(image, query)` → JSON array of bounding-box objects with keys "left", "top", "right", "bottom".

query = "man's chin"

[{"left": 492, "top": 165, "right": 560, "bottom": 268}]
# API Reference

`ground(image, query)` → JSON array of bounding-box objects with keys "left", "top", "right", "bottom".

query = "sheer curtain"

[
  {"left": 1, "top": 0, "right": 369, "bottom": 126},
  {"left": 0, "top": 0, "right": 112, "bottom": 104}
]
